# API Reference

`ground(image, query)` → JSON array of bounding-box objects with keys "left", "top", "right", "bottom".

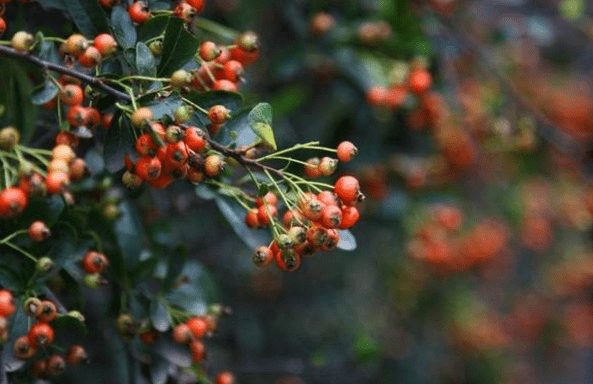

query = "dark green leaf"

[
  {"left": 114, "top": 200, "right": 144, "bottom": 270},
  {"left": 0, "top": 60, "right": 37, "bottom": 144},
  {"left": 157, "top": 18, "right": 200, "bottom": 77},
  {"left": 214, "top": 196, "right": 272, "bottom": 250},
  {"left": 161, "top": 245, "right": 187, "bottom": 292},
  {"left": 136, "top": 42, "right": 156, "bottom": 77},
  {"left": 31, "top": 79, "right": 58, "bottom": 105},
  {"left": 47, "top": 227, "right": 76, "bottom": 267},
  {"left": 218, "top": 106, "right": 255, "bottom": 147},
  {"left": 337, "top": 230, "right": 357, "bottom": 251},
  {"left": 146, "top": 92, "right": 183, "bottom": 120},
  {"left": 149, "top": 358, "right": 170, "bottom": 384},
  {"left": 195, "top": 184, "right": 216, "bottom": 200},
  {"left": 112, "top": 5, "right": 138, "bottom": 49},
  {"left": 150, "top": 300, "right": 170, "bottom": 332},
  {"left": 37, "top": 41, "right": 60, "bottom": 63},
  {"left": 137, "top": 15, "right": 169, "bottom": 42},
  {"left": 46, "top": 0, "right": 109, "bottom": 37},
  {"left": 153, "top": 337, "right": 191, "bottom": 367},
  {"left": 19, "top": 195, "right": 65, "bottom": 226},
  {"left": 0, "top": 267, "right": 22, "bottom": 292},
  {"left": 103, "top": 111, "right": 136, "bottom": 173},
  {"left": 132, "top": 257, "right": 159, "bottom": 283}
]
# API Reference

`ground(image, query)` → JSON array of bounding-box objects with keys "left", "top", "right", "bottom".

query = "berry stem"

[
  {"left": 118, "top": 75, "right": 171, "bottom": 83},
  {"left": 181, "top": 97, "right": 209, "bottom": 115},
  {"left": 263, "top": 169, "right": 296, "bottom": 210},
  {"left": 1, "top": 241, "right": 38, "bottom": 262},
  {"left": 0, "top": 229, "right": 28, "bottom": 244}
]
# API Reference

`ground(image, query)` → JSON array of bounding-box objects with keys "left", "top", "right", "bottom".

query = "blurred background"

[{"left": 152, "top": 0, "right": 593, "bottom": 383}]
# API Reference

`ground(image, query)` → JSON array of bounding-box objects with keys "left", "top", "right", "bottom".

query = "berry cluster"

[
  {"left": 248, "top": 142, "right": 363, "bottom": 272},
  {"left": 407, "top": 205, "right": 509, "bottom": 274},
  {"left": 13, "top": 297, "right": 87, "bottom": 378},
  {"left": 122, "top": 106, "right": 230, "bottom": 189}
]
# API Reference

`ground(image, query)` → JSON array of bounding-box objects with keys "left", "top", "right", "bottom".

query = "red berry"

[
  {"left": 0, "top": 290, "right": 16, "bottom": 317},
  {"left": 29, "top": 221, "right": 51, "bottom": 242},
  {"left": 55, "top": 131, "right": 80, "bottom": 148},
  {"left": 60, "top": 84, "right": 84, "bottom": 106},
  {"left": 208, "top": 105, "right": 230, "bottom": 124},
  {"left": 189, "top": 339, "right": 206, "bottom": 362},
  {"left": 0, "top": 18, "right": 6, "bottom": 36},
  {"left": 257, "top": 204, "right": 277, "bottom": 226},
  {"left": 28, "top": 323, "right": 55, "bottom": 348},
  {"left": 253, "top": 246, "right": 274, "bottom": 267},
  {"left": 79, "top": 46, "right": 101, "bottom": 68},
  {"left": 0, "top": 187, "right": 29, "bottom": 219},
  {"left": 186, "top": 0, "right": 205, "bottom": 13},
  {"left": 135, "top": 156, "right": 162, "bottom": 180},
  {"left": 94, "top": 33, "right": 118, "bottom": 56},
  {"left": 135, "top": 133, "right": 158, "bottom": 157},
  {"left": 45, "top": 171, "right": 70, "bottom": 194},
  {"left": 67, "top": 105, "right": 88, "bottom": 127},
  {"left": 408, "top": 69, "right": 432, "bottom": 94},
  {"left": 184, "top": 126, "right": 207, "bottom": 152},
  {"left": 255, "top": 192, "right": 278, "bottom": 207},
  {"left": 186, "top": 317, "right": 208, "bottom": 338},
  {"left": 222, "top": 60, "right": 244, "bottom": 83},
  {"left": 339, "top": 206, "right": 360, "bottom": 229},
  {"left": 173, "top": 2, "right": 196, "bottom": 22},
  {"left": 129, "top": 1, "right": 151, "bottom": 23},
  {"left": 82, "top": 250, "right": 109, "bottom": 274},
  {"left": 245, "top": 208, "right": 260, "bottom": 228},
  {"left": 275, "top": 248, "right": 301, "bottom": 272},
  {"left": 216, "top": 371, "right": 236, "bottom": 384},
  {"left": 304, "top": 157, "right": 322, "bottom": 178},
  {"left": 37, "top": 300, "right": 57, "bottom": 323},
  {"left": 334, "top": 176, "right": 361, "bottom": 204},
  {"left": 66, "top": 344, "right": 88, "bottom": 365},
  {"left": 31, "top": 359, "right": 48, "bottom": 379},
  {"left": 212, "top": 79, "right": 238, "bottom": 92},
  {"left": 302, "top": 198, "right": 325, "bottom": 221},
  {"left": 336, "top": 141, "right": 357, "bottom": 162},
  {"left": 320, "top": 204, "right": 342, "bottom": 229},
  {"left": 13, "top": 335, "right": 36, "bottom": 359},
  {"left": 317, "top": 191, "right": 339, "bottom": 206},
  {"left": 199, "top": 41, "right": 221, "bottom": 61},
  {"left": 165, "top": 141, "right": 189, "bottom": 167},
  {"left": 47, "top": 354, "right": 66, "bottom": 376},
  {"left": 172, "top": 323, "right": 192, "bottom": 344}
]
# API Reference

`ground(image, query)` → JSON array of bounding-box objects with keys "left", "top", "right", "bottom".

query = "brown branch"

[
  {"left": 205, "top": 138, "right": 285, "bottom": 179},
  {"left": 0, "top": 45, "right": 132, "bottom": 102}
]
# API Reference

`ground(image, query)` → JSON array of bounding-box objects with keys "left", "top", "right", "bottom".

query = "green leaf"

[
  {"left": 214, "top": 196, "right": 272, "bottom": 250},
  {"left": 136, "top": 42, "right": 156, "bottom": 77},
  {"left": 157, "top": 17, "right": 200, "bottom": 77},
  {"left": 150, "top": 300, "right": 170, "bottom": 332},
  {"left": 161, "top": 245, "right": 187, "bottom": 292},
  {"left": 131, "top": 257, "right": 159, "bottom": 283},
  {"left": 103, "top": 111, "right": 136, "bottom": 173},
  {"left": 48, "top": 226, "right": 77, "bottom": 267},
  {"left": 37, "top": 41, "right": 60, "bottom": 63},
  {"left": 111, "top": 5, "right": 138, "bottom": 49},
  {"left": 0, "top": 60, "right": 37, "bottom": 144},
  {"left": 149, "top": 358, "right": 170, "bottom": 384},
  {"left": 145, "top": 92, "right": 183, "bottom": 120},
  {"left": 153, "top": 337, "right": 191, "bottom": 368},
  {"left": 114, "top": 200, "right": 144, "bottom": 271},
  {"left": 19, "top": 195, "right": 65, "bottom": 226},
  {"left": 31, "top": 79, "right": 58, "bottom": 105},
  {"left": 219, "top": 106, "right": 255, "bottom": 146},
  {"left": 42, "top": 0, "right": 109, "bottom": 37},
  {"left": 248, "top": 103, "right": 276, "bottom": 150},
  {"left": 137, "top": 15, "right": 169, "bottom": 42}
]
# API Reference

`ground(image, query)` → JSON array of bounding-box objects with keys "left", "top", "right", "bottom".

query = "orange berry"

[
  {"left": 29, "top": 221, "right": 51, "bottom": 242},
  {"left": 189, "top": 339, "right": 206, "bottom": 362},
  {"left": 253, "top": 246, "right": 274, "bottom": 267},
  {"left": 245, "top": 208, "right": 260, "bottom": 228},
  {"left": 82, "top": 250, "right": 109, "bottom": 273},
  {"left": 60, "top": 84, "right": 84, "bottom": 106},
  {"left": 129, "top": 1, "right": 151, "bottom": 23},
  {"left": 172, "top": 323, "right": 192, "bottom": 344},
  {"left": 131, "top": 107, "right": 153, "bottom": 129},
  {"left": 0, "top": 187, "right": 29, "bottom": 219},
  {"left": 37, "top": 300, "right": 58, "bottom": 323},
  {"left": 66, "top": 344, "right": 88, "bottom": 365},
  {"left": 94, "top": 33, "right": 118, "bottom": 56},
  {"left": 0, "top": 290, "right": 16, "bottom": 317},
  {"left": 28, "top": 322, "right": 55, "bottom": 348},
  {"left": 45, "top": 172, "right": 70, "bottom": 194},
  {"left": 13, "top": 335, "right": 36, "bottom": 359},
  {"left": 186, "top": 317, "right": 208, "bottom": 338},
  {"left": 336, "top": 141, "right": 357, "bottom": 162},
  {"left": 334, "top": 175, "right": 360, "bottom": 204}
]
